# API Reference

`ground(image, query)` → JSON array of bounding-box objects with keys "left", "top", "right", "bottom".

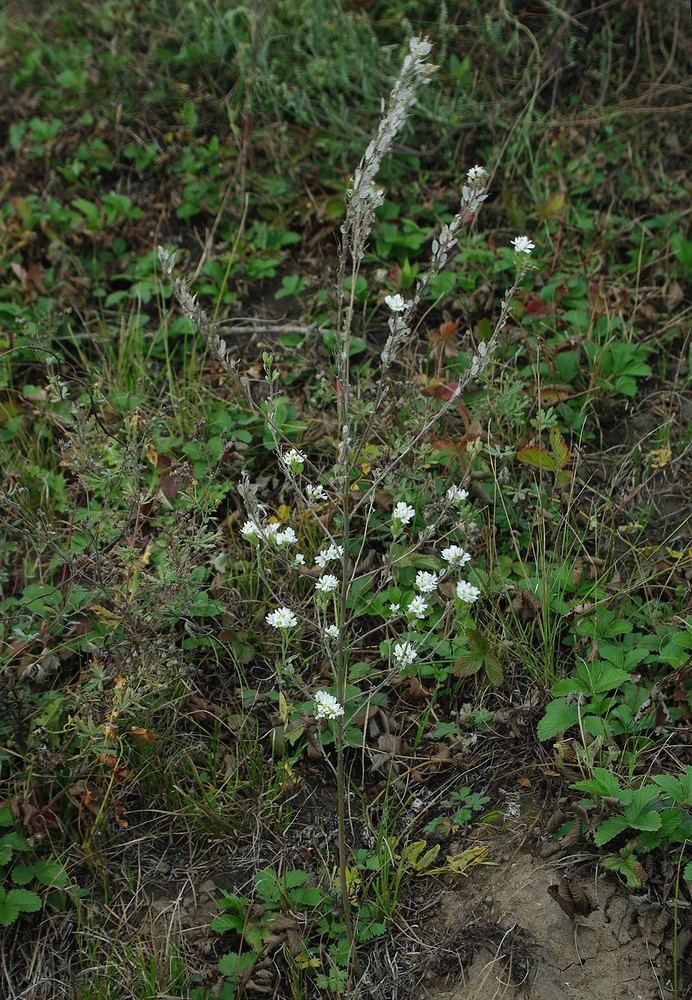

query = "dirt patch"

[{"left": 425, "top": 846, "right": 678, "bottom": 1000}]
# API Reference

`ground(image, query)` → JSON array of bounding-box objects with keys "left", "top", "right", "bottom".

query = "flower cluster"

[
  {"left": 392, "top": 501, "right": 416, "bottom": 526},
  {"left": 241, "top": 519, "right": 297, "bottom": 547},
  {"left": 441, "top": 544, "right": 472, "bottom": 568},
  {"left": 407, "top": 595, "right": 429, "bottom": 620},
  {"left": 314, "top": 690, "right": 345, "bottom": 720},
  {"left": 415, "top": 570, "right": 438, "bottom": 594},
  {"left": 456, "top": 580, "right": 480, "bottom": 604},
  {"left": 315, "top": 543, "right": 343, "bottom": 568},
  {"left": 306, "top": 483, "right": 327, "bottom": 502},
  {"left": 460, "top": 164, "right": 489, "bottom": 215},
  {"left": 266, "top": 607, "right": 298, "bottom": 630},
  {"left": 446, "top": 485, "right": 469, "bottom": 504},
  {"left": 393, "top": 641, "right": 417, "bottom": 670},
  {"left": 315, "top": 574, "right": 339, "bottom": 595}
]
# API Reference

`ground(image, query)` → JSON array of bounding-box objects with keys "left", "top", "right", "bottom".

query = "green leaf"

[
  {"left": 211, "top": 913, "right": 245, "bottom": 934},
  {"left": 10, "top": 864, "right": 37, "bottom": 886},
  {"left": 651, "top": 774, "right": 685, "bottom": 803},
  {"left": 254, "top": 868, "right": 279, "bottom": 903},
  {"left": 571, "top": 768, "right": 621, "bottom": 799},
  {"left": 623, "top": 785, "right": 662, "bottom": 827},
  {"left": 218, "top": 951, "right": 256, "bottom": 981},
  {"left": 282, "top": 869, "right": 309, "bottom": 890},
  {"left": 0, "top": 887, "right": 42, "bottom": 924},
  {"left": 589, "top": 665, "right": 631, "bottom": 693},
  {"left": 536, "top": 700, "right": 579, "bottom": 741},
  {"left": 594, "top": 816, "right": 631, "bottom": 845},
  {"left": 603, "top": 851, "right": 646, "bottom": 888}
]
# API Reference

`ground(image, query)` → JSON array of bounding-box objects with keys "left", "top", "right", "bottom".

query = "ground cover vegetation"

[{"left": 0, "top": 1, "right": 690, "bottom": 998}]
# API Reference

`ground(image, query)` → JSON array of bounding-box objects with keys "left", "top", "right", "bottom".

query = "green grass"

[{"left": 1, "top": 1, "right": 690, "bottom": 997}]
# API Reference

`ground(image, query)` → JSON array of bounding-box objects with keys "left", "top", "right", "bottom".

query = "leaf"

[
  {"left": 623, "top": 786, "right": 662, "bottom": 828},
  {"left": 254, "top": 868, "right": 280, "bottom": 904},
  {"left": 549, "top": 427, "right": 570, "bottom": 468},
  {"left": 571, "top": 767, "right": 621, "bottom": 799},
  {"left": 401, "top": 840, "right": 441, "bottom": 873},
  {"left": 438, "top": 846, "right": 490, "bottom": 875},
  {"left": 211, "top": 913, "right": 245, "bottom": 934},
  {"left": 516, "top": 446, "right": 558, "bottom": 473},
  {"left": 10, "top": 864, "right": 37, "bottom": 885},
  {"left": 0, "top": 887, "right": 42, "bottom": 924},
  {"left": 282, "top": 869, "right": 309, "bottom": 890},
  {"left": 484, "top": 654, "right": 504, "bottom": 686},
  {"left": 218, "top": 951, "right": 256, "bottom": 980},
  {"left": 603, "top": 852, "right": 647, "bottom": 888},
  {"left": 537, "top": 700, "right": 579, "bottom": 741},
  {"left": 538, "top": 190, "right": 565, "bottom": 219},
  {"left": 593, "top": 816, "right": 630, "bottom": 845}
]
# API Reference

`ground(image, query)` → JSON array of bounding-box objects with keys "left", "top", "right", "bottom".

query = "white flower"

[
  {"left": 315, "top": 543, "right": 343, "bottom": 568},
  {"left": 415, "top": 571, "right": 438, "bottom": 594},
  {"left": 282, "top": 448, "right": 306, "bottom": 470},
  {"left": 510, "top": 236, "right": 535, "bottom": 255},
  {"left": 241, "top": 519, "right": 260, "bottom": 539},
  {"left": 306, "top": 483, "right": 326, "bottom": 502},
  {"left": 441, "top": 545, "right": 472, "bottom": 567},
  {"left": 389, "top": 603, "right": 401, "bottom": 614},
  {"left": 393, "top": 641, "right": 418, "bottom": 669},
  {"left": 392, "top": 501, "right": 416, "bottom": 525},
  {"left": 314, "top": 690, "right": 345, "bottom": 720},
  {"left": 264, "top": 522, "right": 281, "bottom": 540},
  {"left": 409, "top": 36, "right": 432, "bottom": 58},
  {"left": 384, "top": 293, "right": 407, "bottom": 313},
  {"left": 456, "top": 580, "right": 480, "bottom": 604},
  {"left": 276, "top": 527, "right": 297, "bottom": 546},
  {"left": 324, "top": 624, "right": 340, "bottom": 640},
  {"left": 466, "top": 165, "right": 487, "bottom": 185},
  {"left": 408, "top": 595, "right": 429, "bottom": 619},
  {"left": 295, "top": 553, "right": 306, "bottom": 566},
  {"left": 266, "top": 607, "right": 298, "bottom": 629},
  {"left": 446, "top": 485, "right": 469, "bottom": 504},
  {"left": 315, "top": 574, "right": 339, "bottom": 594}
]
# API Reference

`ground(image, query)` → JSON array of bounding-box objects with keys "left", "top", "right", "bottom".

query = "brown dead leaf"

[
  {"left": 547, "top": 876, "right": 593, "bottom": 919},
  {"left": 406, "top": 675, "right": 431, "bottom": 701},
  {"left": 130, "top": 726, "right": 156, "bottom": 742}
]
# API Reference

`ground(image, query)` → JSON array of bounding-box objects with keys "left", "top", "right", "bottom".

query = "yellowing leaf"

[
  {"left": 426, "top": 845, "right": 490, "bottom": 876},
  {"left": 516, "top": 446, "right": 557, "bottom": 472},
  {"left": 89, "top": 604, "right": 122, "bottom": 626},
  {"left": 549, "top": 427, "right": 570, "bottom": 469},
  {"left": 538, "top": 190, "right": 566, "bottom": 219},
  {"left": 294, "top": 953, "right": 321, "bottom": 970},
  {"left": 401, "top": 840, "right": 441, "bottom": 873},
  {"left": 277, "top": 504, "right": 291, "bottom": 524},
  {"left": 647, "top": 448, "right": 671, "bottom": 469},
  {"left": 345, "top": 866, "right": 361, "bottom": 902},
  {"left": 279, "top": 691, "right": 289, "bottom": 726}
]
